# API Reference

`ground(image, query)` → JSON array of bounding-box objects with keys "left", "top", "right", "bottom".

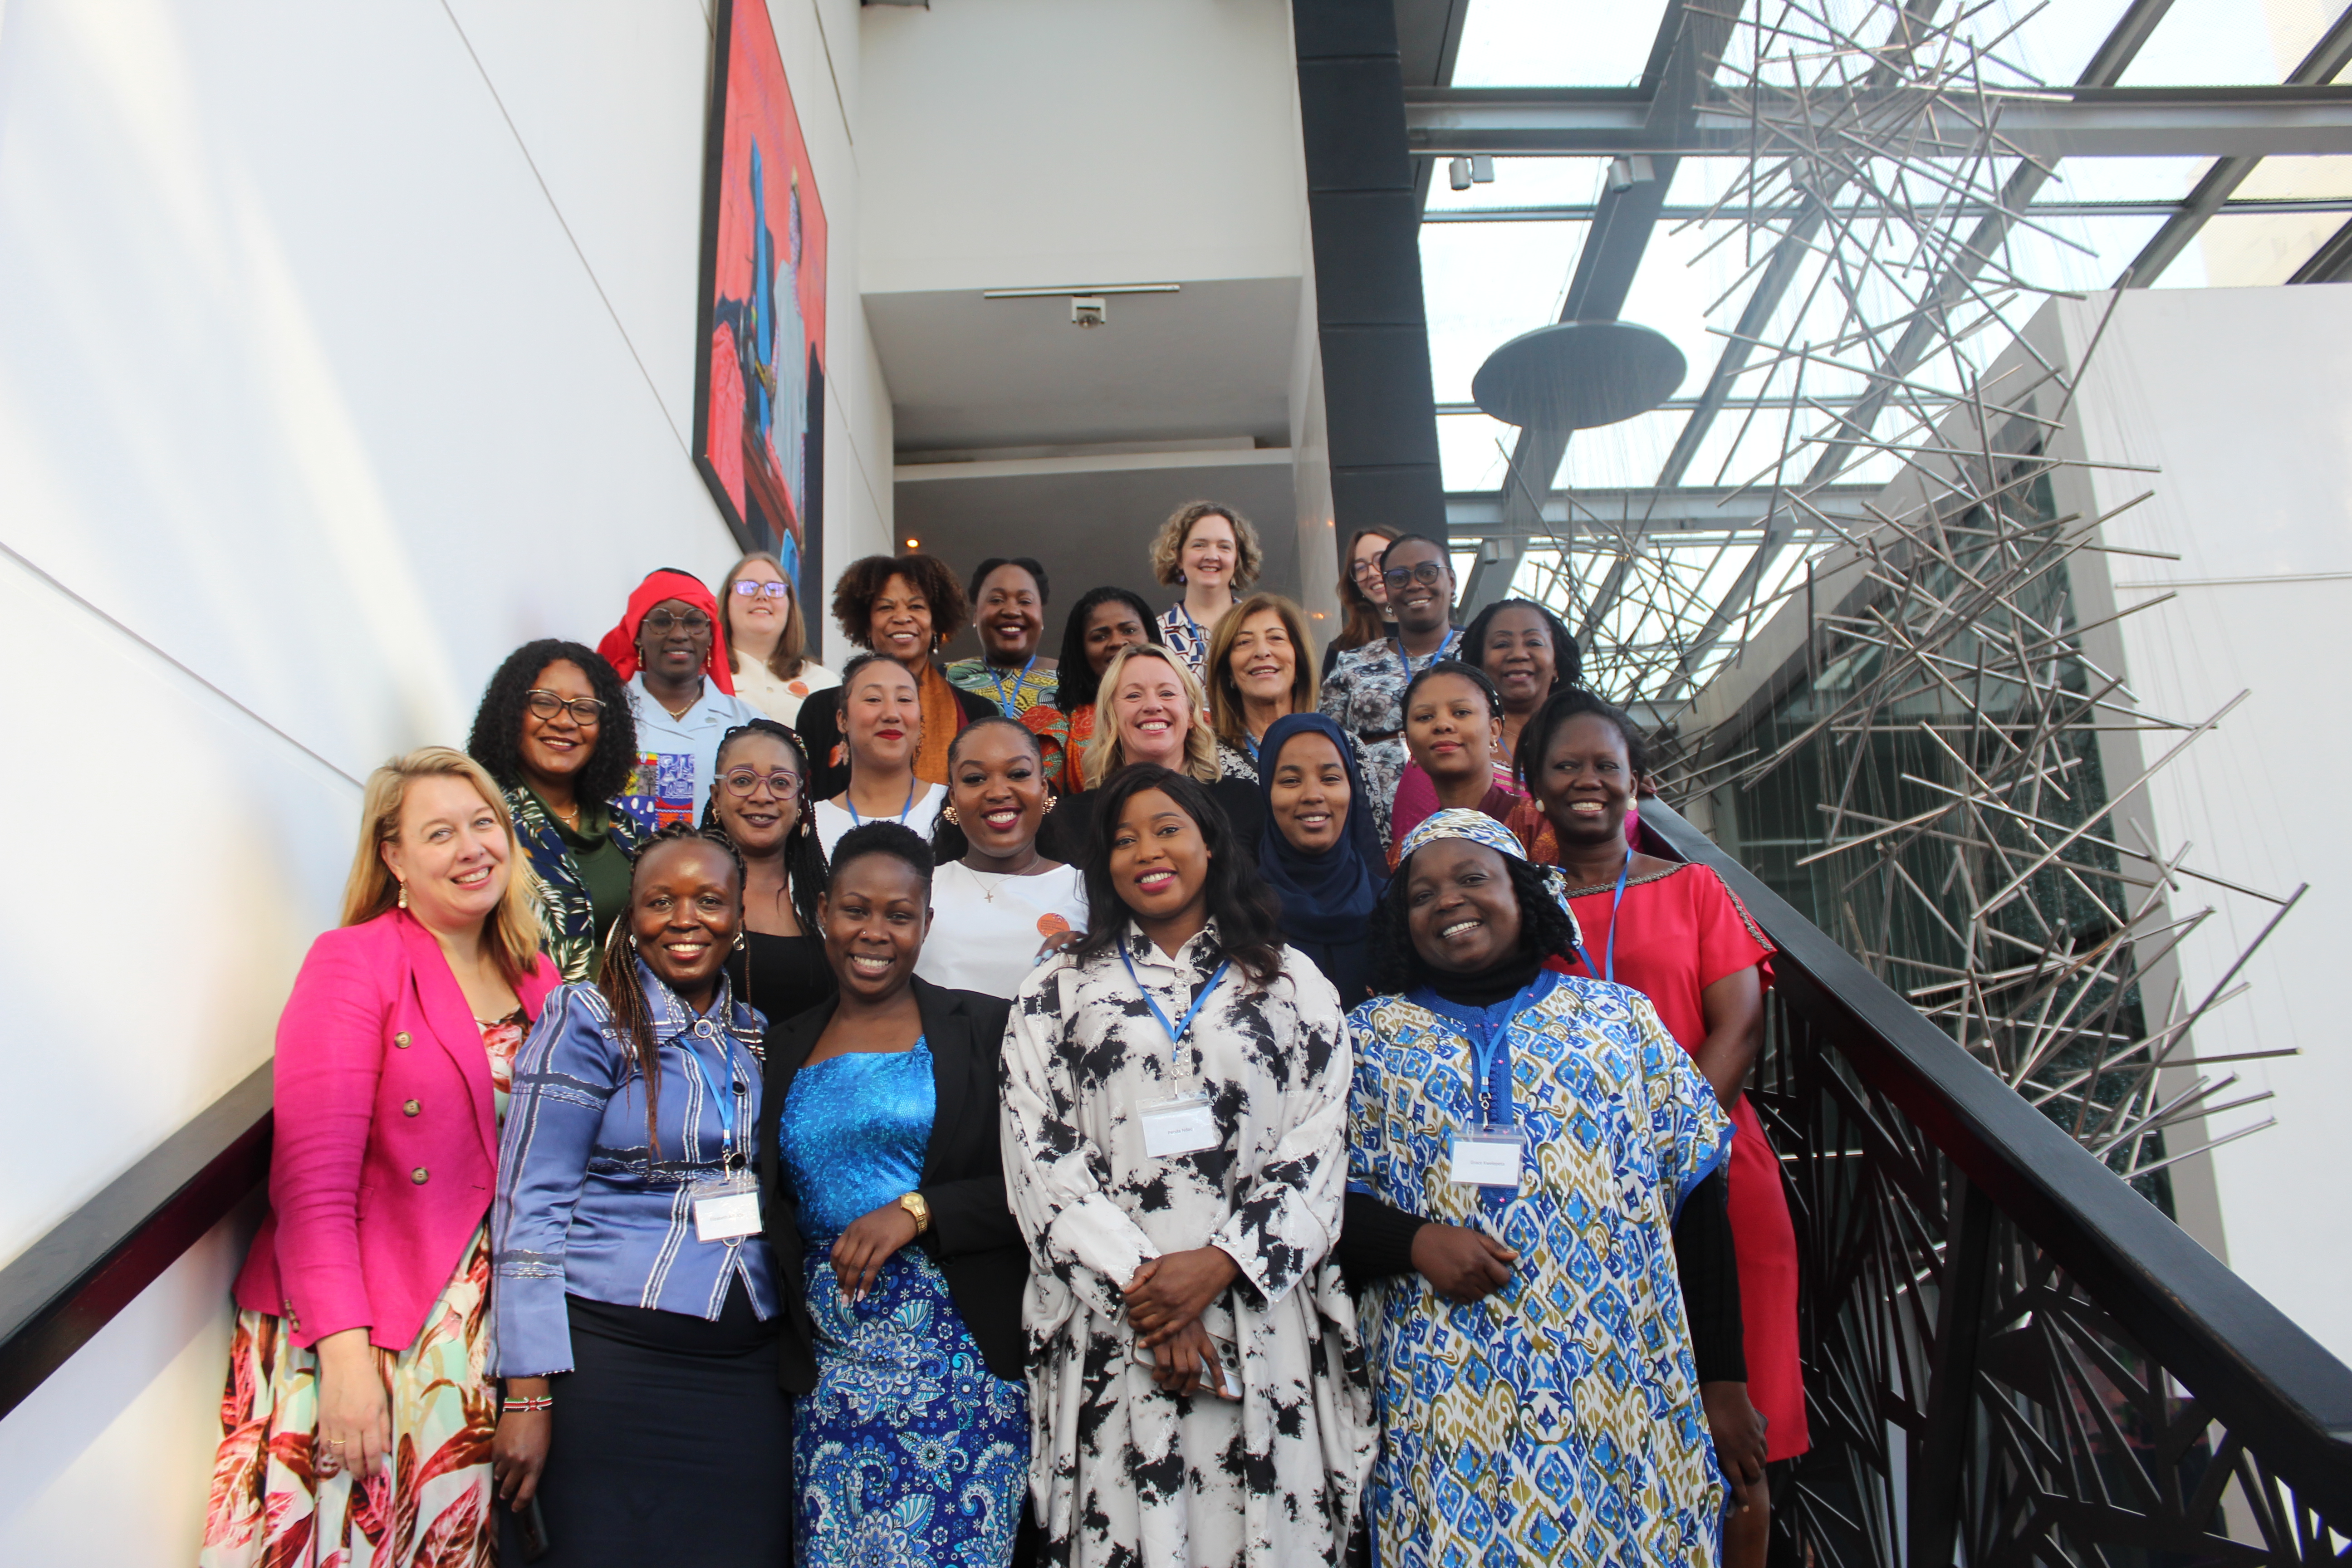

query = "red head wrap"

[{"left": 596, "top": 569, "right": 735, "bottom": 696}]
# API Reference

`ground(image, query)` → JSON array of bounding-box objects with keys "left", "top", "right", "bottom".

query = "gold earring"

[
  {"left": 1042, "top": 796, "right": 1056, "bottom": 814},
  {"left": 942, "top": 804, "right": 960, "bottom": 825},
  {"left": 396, "top": 879, "right": 409, "bottom": 911}
]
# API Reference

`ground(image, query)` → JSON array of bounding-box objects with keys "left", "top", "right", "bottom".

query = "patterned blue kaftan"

[
  {"left": 1346, "top": 970, "right": 1735, "bottom": 1568},
  {"left": 781, "top": 1038, "right": 1029, "bottom": 1567}
]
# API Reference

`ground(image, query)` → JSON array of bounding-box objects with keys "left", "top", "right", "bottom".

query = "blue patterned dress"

[
  {"left": 1345, "top": 970, "right": 1734, "bottom": 1568},
  {"left": 781, "top": 1038, "right": 1029, "bottom": 1567}
]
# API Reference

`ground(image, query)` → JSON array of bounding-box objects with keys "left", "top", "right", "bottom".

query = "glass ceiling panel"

[
  {"left": 1420, "top": 220, "right": 1589, "bottom": 403},
  {"left": 1453, "top": 0, "right": 1673, "bottom": 88},
  {"left": 2185, "top": 211, "right": 2342, "bottom": 285},
  {"left": 2118, "top": 0, "right": 2317, "bottom": 85}
]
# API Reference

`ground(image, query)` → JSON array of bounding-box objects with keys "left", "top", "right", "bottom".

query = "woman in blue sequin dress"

[{"left": 759, "top": 821, "right": 1032, "bottom": 1568}]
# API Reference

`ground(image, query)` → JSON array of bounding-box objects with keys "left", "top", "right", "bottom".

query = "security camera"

[{"left": 1071, "top": 296, "right": 1107, "bottom": 328}]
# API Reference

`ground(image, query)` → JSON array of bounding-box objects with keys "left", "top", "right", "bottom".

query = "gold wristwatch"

[{"left": 898, "top": 1191, "right": 931, "bottom": 1235}]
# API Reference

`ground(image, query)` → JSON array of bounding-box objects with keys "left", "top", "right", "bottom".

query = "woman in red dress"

[{"left": 1516, "top": 687, "right": 1805, "bottom": 1568}]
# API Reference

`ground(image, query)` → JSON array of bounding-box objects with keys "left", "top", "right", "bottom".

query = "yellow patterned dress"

[
  {"left": 200, "top": 1014, "right": 526, "bottom": 1568},
  {"left": 1345, "top": 971, "right": 1733, "bottom": 1568}
]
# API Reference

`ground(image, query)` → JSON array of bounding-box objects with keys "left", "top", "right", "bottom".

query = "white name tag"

[
  {"left": 692, "top": 1181, "right": 763, "bottom": 1243},
  {"left": 1450, "top": 1128, "right": 1525, "bottom": 1189},
  {"left": 1141, "top": 1093, "right": 1218, "bottom": 1158}
]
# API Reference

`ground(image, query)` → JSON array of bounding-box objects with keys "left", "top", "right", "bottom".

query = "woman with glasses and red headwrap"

[{"left": 597, "top": 569, "right": 760, "bottom": 834}]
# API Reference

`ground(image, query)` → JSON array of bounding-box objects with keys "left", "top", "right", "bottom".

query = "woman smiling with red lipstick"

[
  {"left": 812, "top": 653, "right": 946, "bottom": 857},
  {"left": 920, "top": 717, "right": 1088, "bottom": 1000}
]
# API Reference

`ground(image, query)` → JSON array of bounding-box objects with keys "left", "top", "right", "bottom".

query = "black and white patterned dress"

[{"left": 1000, "top": 921, "right": 1374, "bottom": 1567}]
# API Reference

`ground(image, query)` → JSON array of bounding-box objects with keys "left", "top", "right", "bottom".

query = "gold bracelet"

[{"left": 898, "top": 1191, "right": 931, "bottom": 1235}]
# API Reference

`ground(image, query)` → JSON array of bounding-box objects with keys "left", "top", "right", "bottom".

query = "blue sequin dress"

[{"left": 781, "top": 1038, "right": 1029, "bottom": 1567}]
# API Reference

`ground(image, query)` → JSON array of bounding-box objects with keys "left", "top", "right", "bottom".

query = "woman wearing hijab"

[
  {"left": 1254, "top": 713, "right": 1385, "bottom": 1009},
  {"left": 1339, "top": 810, "right": 1763, "bottom": 1568},
  {"left": 596, "top": 568, "right": 759, "bottom": 833}
]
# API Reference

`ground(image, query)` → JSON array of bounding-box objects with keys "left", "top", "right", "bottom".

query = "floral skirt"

[
  {"left": 795, "top": 1240, "right": 1028, "bottom": 1568},
  {"left": 200, "top": 1225, "right": 498, "bottom": 1568}
]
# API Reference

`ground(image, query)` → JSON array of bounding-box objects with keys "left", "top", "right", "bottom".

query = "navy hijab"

[{"left": 1255, "top": 715, "right": 1388, "bottom": 995}]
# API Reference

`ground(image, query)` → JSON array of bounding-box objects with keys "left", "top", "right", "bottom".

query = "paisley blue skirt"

[{"left": 794, "top": 1240, "right": 1029, "bottom": 1567}]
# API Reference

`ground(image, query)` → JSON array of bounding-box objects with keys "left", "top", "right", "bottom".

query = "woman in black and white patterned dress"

[{"left": 999, "top": 764, "right": 1372, "bottom": 1568}]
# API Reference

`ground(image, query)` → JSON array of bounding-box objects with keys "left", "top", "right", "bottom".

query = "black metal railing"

[
  {"left": 0, "top": 1064, "right": 270, "bottom": 1419},
  {"left": 1641, "top": 799, "right": 2352, "bottom": 1565}
]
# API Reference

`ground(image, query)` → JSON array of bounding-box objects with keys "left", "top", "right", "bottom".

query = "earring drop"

[
  {"left": 942, "top": 804, "right": 960, "bottom": 825},
  {"left": 397, "top": 879, "right": 409, "bottom": 911}
]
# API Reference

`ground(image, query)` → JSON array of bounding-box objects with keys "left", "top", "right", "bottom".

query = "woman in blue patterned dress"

[
  {"left": 758, "top": 821, "right": 1031, "bottom": 1567},
  {"left": 1337, "top": 810, "right": 1763, "bottom": 1568}
]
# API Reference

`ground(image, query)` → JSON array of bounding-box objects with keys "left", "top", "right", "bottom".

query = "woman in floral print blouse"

[{"left": 999, "top": 764, "right": 1373, "bottom": 1567}]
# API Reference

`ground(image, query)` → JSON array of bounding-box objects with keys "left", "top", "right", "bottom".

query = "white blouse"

[
  {"left": 730, "top": 657, "right": 840, "bottom": 730},
  {"left": 813, "top": 783, "right": 943, "bottom": 858},
  {"left": 916, "top": 860, "right": 1090, "bottom": 1000}
]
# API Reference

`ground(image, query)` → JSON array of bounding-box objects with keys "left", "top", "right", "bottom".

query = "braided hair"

[
  {"left": 1368, "top": 848, "right": 1582, "bottom": 996},
  {"left": 702, "top": 720, "right": 828, "bottom": 935},
  {"left": 466, "top": 639, "right": 637, "bottom": 804},
  {"left": 928, "top": 715, "right": 1049, "bottom": 864},
  {"left": 1514, "top": 686, "right": 1652, "bottom": 797},
  {"left": 594, "top": 821, "right": 746, "bottom": 1156}
]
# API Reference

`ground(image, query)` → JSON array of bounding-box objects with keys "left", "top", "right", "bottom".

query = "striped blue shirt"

[{"left": 492, "top": 963, "right": 775, "bottom": 1376}]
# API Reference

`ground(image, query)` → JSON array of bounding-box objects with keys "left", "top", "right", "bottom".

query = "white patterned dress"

[
  {"left": 1000, "top": 921, "right": 1374, "bottom": 1568},
  {"left": 1346, "top": 970, "right": 1734, "bottom": 1568}
]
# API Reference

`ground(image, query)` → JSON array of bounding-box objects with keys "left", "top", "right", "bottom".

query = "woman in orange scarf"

[{"left": 795, "top": 554, "right": 996, "bottom": 801}]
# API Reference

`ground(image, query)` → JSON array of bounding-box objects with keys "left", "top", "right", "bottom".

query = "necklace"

[
  {"left": 962, "top": 851, "right": 1043, "bottom": 900},
  {"left": 550, "top": 799, "right": 582, "bottom": 830}
]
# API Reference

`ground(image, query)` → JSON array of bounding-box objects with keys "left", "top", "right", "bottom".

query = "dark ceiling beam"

[
  {"left": 2288, "top": 213, "right": 2352, "bottom": 281},
  {"left": 2121, "top": 5, "right": 2352, "bottom": 288},
  {"left": 1395, "top": 0, "right": 1472, "bottom": 214},
  {"left": 1404, "top": 83, "right": 2352, "bottom": 159},
  {"left": 1655, "top": 0, "right": 2183, "bottom": 695}
]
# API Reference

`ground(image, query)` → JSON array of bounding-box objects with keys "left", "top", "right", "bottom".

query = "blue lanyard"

[
  {"left": 677, "top": 1029, "right": 742, "bottom": 1157},
  {"left": 1572, "top": 851, "right": 1634, "bottom": 984},
  {"left": 1463, "top": 1012, "right": 1514, "bottom": 1128},
  {"left": 1392, "top": 625, "right": 1459, "bottom": 677},
  {"left": 1120, "top": 952, "right": 1233, "bottom": 1065},
  {"left": 847, "top": 776, "right": 917, "bottom": 827},
  {"left": 983, "top": 655, "right": 1037, "bottom": 717},
  {"left": 1176, "top": 604, "right": 1206, "bottom": 653}
]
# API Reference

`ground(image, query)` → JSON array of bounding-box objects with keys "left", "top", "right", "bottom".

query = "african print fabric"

[
  {"left": 506, "top": 785, "right": 643, "bottom": 983},
  {"left": 1346, "top": 974, "right": 1733, "bottom": 1568},
  {"left": 946, "top": 657, "right": 1061, "bottom": 720},
  {"left": 201, "top": 1014, "right": 527, "bottom": 1568}
]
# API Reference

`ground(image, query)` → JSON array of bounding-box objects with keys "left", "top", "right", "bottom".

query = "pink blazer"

[{"left": 233, "top": 910, "right": 557, "bottom": 1351}]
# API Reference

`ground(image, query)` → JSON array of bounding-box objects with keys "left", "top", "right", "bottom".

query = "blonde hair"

[
  {"left": 1149, "top": 500, "right": 1264, "bottom": 593},
  {"left": 1204, "top": 593, "right": 1318, "bottom": 752},
  {"left": 719, "top": 552, "right": 810, "bottom": 681},
  {"left": 342, "top": 747, "right": 544, "bottom": 984},
  {"left": 1080, "top": 644, "right": 1221, "bottom": 789}
]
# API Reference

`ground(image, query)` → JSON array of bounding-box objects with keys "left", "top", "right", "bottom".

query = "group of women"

[{"left": 198, "top": 498, "right": 1801, "bottom": 1568}]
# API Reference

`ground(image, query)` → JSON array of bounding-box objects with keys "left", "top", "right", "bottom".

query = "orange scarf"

[{"left": 915, "top": 662, "right": 968, "bottom": 785}]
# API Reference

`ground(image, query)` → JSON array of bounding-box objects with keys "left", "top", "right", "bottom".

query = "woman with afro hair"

[{"left": 793, "top": 553, "right": 997, "bottom": 801}]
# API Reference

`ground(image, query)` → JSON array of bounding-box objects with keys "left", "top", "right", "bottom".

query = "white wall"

[
  {"left": 0, "top": 0, "right": 883, "bottom": 1558},
  {"left": 2055, "top": 284, "right": 2352, "bottom": 1363}
]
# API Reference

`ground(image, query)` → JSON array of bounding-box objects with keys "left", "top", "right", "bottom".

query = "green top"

[{"left": 537, "top": 794, "right": 632, "bottom": 951}]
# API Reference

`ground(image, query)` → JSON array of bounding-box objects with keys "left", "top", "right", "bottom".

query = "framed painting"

[{"left": 694, "top": 0, "right": 828, "bottom": 596}]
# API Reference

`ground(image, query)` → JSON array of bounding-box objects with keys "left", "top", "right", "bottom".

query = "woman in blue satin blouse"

[{"left": 759, "top": 822, "right": 1032, "bottom": 1568}]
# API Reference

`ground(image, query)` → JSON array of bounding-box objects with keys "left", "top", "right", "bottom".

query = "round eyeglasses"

[
  {"left": 524, "top": 691, "right": 607, "bottom": 724},
  {"left": 1382, "top": 561, "right": 1450, "bottom": 590},
  {"left": 643, "top": 609, "right": 712, "bottom": 634}
]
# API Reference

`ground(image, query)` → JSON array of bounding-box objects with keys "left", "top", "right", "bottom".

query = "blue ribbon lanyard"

[
  {"left": 1573, "top": 850, "right": 1634, "bottom": 984},
  {"left": 985, "top": 655, "right": 1037, "bottom": 717},
  {"left": 1464, "top": 1012, "right": 1514, "bottom": 1129},
  {"left": 1120, "top": 952, "right": 1233, "bottom": 1072},
  {"left": 1390, "top": 624, "right": 1460, "bottom": 679},
  {"left": 847, "top": 775, "right": 917, "bottom": 828},
  {"left": 678, "top": 1031, "right": 741, "bottom": 1164}
]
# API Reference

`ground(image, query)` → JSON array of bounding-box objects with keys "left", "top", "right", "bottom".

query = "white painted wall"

[
  {"left": 0, "top": 0, "right": 885, "bottom": 1558},
  {"left": 2056, "top": 284, "right": 2352, "bottom": 1364}
]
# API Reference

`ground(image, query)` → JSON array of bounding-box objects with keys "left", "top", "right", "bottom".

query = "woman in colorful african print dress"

[
  {"left": 1339, "top": 810, "right": 1761, "bottom": 1568},
  {"left": 1000, "top": 764, "right": 1373, "bottom": 1568},
  {"left": 760, "top": 822, "right": 1033, "bottom": 1567},
  {"left": 202, "top": 749, "right": 555, "bottom": 1568}
]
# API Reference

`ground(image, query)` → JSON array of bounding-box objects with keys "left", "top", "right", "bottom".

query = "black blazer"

[{"left": 758, "top": 976, "right": 1028, "bottom": 1391}]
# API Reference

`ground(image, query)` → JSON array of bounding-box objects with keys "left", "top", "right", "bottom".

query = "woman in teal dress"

[{"left": 759, "top": 821, "right": 1032, "bottom": 1567}]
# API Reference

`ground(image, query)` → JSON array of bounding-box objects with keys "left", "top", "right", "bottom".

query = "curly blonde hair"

[
  {"left": 1204, "top": 593, "right": 1318, "bottom": 752},
  {"left": 1079, "top": 644, "right": 1221, "bottom": 789},
  {"left": 1149, "top": 501, "right": 1264, "bottom": 592},
  {"left": 342, "top": 747, "right": 543, "bottom": 984}
]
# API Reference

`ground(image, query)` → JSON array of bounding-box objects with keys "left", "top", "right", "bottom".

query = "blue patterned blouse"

[{"left": 492, "top": 963, "right": 777, "bottom": 1376}]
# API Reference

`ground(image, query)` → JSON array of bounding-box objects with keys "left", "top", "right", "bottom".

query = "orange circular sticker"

[{"left": 1036, "top": 914, "right": 1071, "bottom": 936}]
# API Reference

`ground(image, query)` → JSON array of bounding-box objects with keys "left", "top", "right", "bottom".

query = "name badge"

[
  {"left": 1450, "top": 1127, "right": 1525, "bottom": 1190},
  {"left": 692, "top": 1172, "right": 763, "bottom": 1243},
  {"left": 1141, "top": 1092, "right": 1218, "bottom": 1158}
]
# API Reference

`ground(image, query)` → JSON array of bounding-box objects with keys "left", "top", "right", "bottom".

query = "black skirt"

[{"left": 516, "top": 1285, "right": 791, "bottom": 1567}]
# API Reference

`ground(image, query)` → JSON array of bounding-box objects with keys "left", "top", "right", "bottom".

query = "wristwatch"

[{"left": 898, "top": 1191, "right": 931, "bottom": 1235}]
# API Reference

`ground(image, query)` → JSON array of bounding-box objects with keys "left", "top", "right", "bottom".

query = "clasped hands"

[{"left": 1123, "top": 1246, "right": 1240, "bottom": 1399}]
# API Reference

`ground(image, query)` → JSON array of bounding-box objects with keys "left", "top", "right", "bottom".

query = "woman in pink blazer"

[{"left": 202, "top": 748, "right": 556, "bottom": 1568}]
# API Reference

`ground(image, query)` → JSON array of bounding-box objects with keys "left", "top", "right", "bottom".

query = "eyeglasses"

[
  {"left": 524, "top": 691, "right": 607, "bottom": 724},
  {"left": 1350, "top": 557, "right": 1385, "bottom": 583},
  {"left": 721, "top": 769, "right": 801, "bottom": 798},
  {"left": 643, "top": 609, "right": 712, "bottom": 634},
  {"left": 1383, "top": 562, "right": 1450, "bottom": 590},
  {"left": 731, "top": 581, "right": 789, "bottom": 600}
]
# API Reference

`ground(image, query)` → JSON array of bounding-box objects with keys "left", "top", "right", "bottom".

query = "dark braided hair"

[
  {"left": 466, "top": 639, "right": 638, "bottom": 804},
  {"left": 1368, "top": 846, "right": 1581, "bottom": 996},
  {"left": 929, "top": 716, "right": 1048, "bottom": 864},
  {"left": 1460, "top": 597, "right": 1582, "bottom": 692},
  {"left": 1049, "top": 587, "right": 1163, "bottom": 713},
  {"left": 1513, "top": 686, "right": 1653, "bottom": 797},
  {"left": 594, "top": 822, "right": 746, "bottom": 1157},
  {"left": 1068, "top": 765, "right": 1286, "bottom": 986},
  {"left": 701, "top": 720, "right": 828, "bottom": 935}
]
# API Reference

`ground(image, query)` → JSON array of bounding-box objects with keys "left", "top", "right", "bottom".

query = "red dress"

[{"left": 1549, "top": 860, "right": 1808, "bottom": 1462}]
